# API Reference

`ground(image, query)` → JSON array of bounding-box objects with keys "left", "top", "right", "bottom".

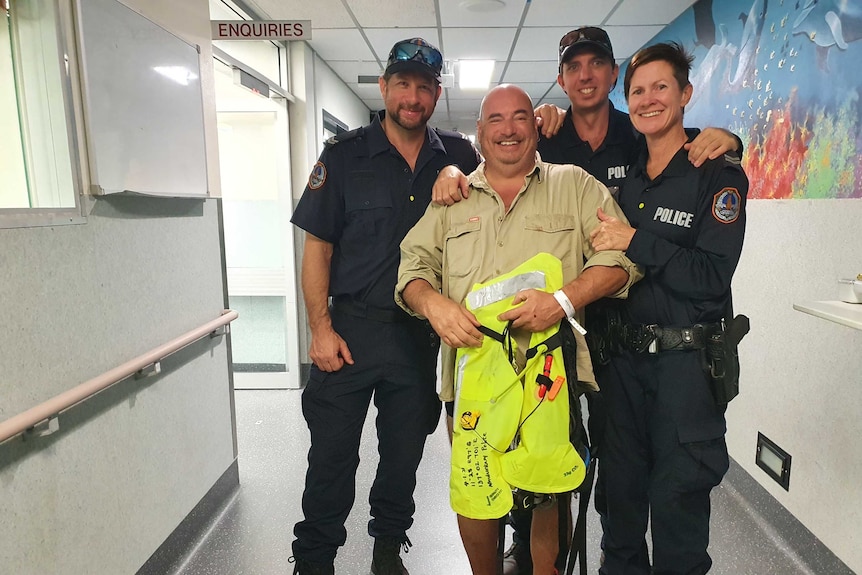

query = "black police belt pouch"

[{"left": 705, "top": 300, "right": 750, "bottom": 405}]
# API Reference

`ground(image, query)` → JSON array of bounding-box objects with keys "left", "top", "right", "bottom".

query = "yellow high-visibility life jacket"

[{"left": 450, "top": 253, "right": 587, "bottom": 520}]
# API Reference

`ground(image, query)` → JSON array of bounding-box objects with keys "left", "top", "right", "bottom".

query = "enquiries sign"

[{"left": 211, "top": 20, "right": 311, "bottom": 41}]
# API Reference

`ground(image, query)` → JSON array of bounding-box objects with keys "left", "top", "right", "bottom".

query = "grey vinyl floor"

[{"left": 175, "top": 389, "right": 826, "bottom": 575}]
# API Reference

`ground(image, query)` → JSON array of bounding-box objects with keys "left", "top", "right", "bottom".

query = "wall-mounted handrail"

[{"left": 0, "top": 309, "right": 239, "bottom": 444}]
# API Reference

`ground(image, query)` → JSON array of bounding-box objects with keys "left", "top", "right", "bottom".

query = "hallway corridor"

[{"left": 176, "top": 390, "right": 852, "bottom": 575}]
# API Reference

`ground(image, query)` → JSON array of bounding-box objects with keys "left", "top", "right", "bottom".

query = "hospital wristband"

[{"left": 553, "top": 290, "right": 587, "bottom": 335}]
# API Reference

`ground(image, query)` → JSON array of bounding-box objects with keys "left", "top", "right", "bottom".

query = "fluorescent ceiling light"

[{"left": 458, "top": 60, "right": 495, "bottom": 91}]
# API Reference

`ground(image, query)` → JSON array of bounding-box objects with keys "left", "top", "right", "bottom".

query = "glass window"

[{"left": 1, "top": 0, "right": 82, "bottom": 226}]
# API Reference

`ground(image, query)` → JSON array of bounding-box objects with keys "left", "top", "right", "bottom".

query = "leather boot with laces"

[
  {"left": 370, "top": 536, "right": 411, "bottom": 575},
  {"left": 290, "top": 557, "right": 335, "bottom": 575},
  {"left": 502, "top": 540, "right": 532, "bottom": 575}
]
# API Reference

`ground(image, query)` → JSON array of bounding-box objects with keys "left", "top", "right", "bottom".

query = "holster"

[
  {"left": 705, "top": 313, "right": 750, "bottom": 405},
  {"left": 584, "top": 300, "right": 623, "bottom": 366}
]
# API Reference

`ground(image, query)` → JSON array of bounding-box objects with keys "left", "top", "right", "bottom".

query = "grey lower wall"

[{"left": 0, "top": 196, "right": 235, "bottom": 574}]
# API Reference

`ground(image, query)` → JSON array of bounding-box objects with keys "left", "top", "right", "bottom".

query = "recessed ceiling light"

[
  {"left": 458, "top": 60, "right": 495, "bottom": 91},
  {"left": 459, "top": 0, "right": 505, "bottom": 12}
]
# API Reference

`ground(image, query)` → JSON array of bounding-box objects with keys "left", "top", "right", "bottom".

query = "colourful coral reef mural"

[{"left": 611, "top": 0, "right": 862, "bottom": 199}]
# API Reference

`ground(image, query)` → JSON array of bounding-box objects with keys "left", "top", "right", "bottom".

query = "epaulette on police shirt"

[
  {"left": 723, "top": 152, "right": 742, "bottom": 166},
  {"left": 324, "top": 126, "right": 364, "bottom": 148},
  {"left": 703, "top": 152, "right": 745, "bottom": 176}
]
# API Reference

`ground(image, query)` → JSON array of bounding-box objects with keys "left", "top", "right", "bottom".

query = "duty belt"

[
  {"left": 331, "top": 297, "right": 411, "bottom": 323},
  {"left": 620, "top": 322, "right": 722, "bottom": 354}
]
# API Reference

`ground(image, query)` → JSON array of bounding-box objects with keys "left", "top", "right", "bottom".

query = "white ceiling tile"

[
  {"left": 307, "top": 29, "right": 375, "bottom": 62},
  {"left": 439, "top": 0, "right": 528, "bottom": 28},
  {"left": 518, "top": 82, "right": 557, "bottom": 102},
  {"left": 523, "top": 1, "right": 613, "bottom": 28},
  {"left": 348, "top": 0, "right": 436, "bottom": 28},
  {"left": 347, "top": 0, "right": 438, "bottom": 27},
  {"left": 511, "top": 27, "right": 571, "bottom": 61},
  {"left": 606, "top": 0, "right": 698, "bottom": 26},
  {"left": 251, "top": 0, "right": 355, "bottom": 28},
  {"left": 447, "top": 86, "right": 488, "bottom": 101},
  {"left": 443, "top": 28, "right": 518, "bottom": 61},
  {"left": 501, "top": 61, "right": 558, "bottom": 84}
]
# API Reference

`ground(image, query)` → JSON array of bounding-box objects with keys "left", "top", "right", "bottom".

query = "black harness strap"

[
  {"left": 478, "top": 324, "right": 506, "bottom": 344},
  {"left": 478, "top": 323, "right": 517, "bottom": 366},
  {"left": 525, "top": 330, "right": 563, "bottom": 360},
  {"left": 555, "top": 494, "right": 569, "bottom": 573},
  {"left": 565, "top": 458, "right": 596, "bottom": 575}
]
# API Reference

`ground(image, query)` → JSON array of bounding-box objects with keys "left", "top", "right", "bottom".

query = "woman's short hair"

[{"left": 624, "top": 42, "right": 694, "bottom": 100}]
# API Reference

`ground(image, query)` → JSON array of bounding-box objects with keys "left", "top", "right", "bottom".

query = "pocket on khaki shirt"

[
  {"left": 444, "top": 219, "right": 482, "bottom": 281},
  {"left": 522, "top": 214, "right": 578, "bottom": 274}
]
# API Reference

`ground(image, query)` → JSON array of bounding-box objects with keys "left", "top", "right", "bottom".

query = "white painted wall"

[
  {"left": 729, "top": 199, "right": 862, "bottom": 571},
  {"left": 0, "top": 0, "right": 234, "bottom": 573}
]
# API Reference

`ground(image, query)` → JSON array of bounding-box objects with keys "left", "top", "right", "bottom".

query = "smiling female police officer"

[{"left": 589, "top": 42, "right": 748, "bottom": 575}]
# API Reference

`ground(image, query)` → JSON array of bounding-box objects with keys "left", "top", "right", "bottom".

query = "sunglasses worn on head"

[
  {"left": 390, "top": 40, "right": 443, "bottom": 74},
  {"left": 558, "top": 27, "right": 612, "bottom": 58}
]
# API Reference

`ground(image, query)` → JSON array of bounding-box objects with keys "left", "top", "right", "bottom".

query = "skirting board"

[
  {"left": 723, "top": 458, "right": 853, "bottom": 574},
  {"left": 137, "top": 459, "right": 240, "bottom": 575}
]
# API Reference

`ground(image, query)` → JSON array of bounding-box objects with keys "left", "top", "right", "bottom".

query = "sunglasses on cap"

[
  {"left": 386, "top": 38, "right": 443, "bottom": 79},
  {"left": 558, "top": 27, "right": 614, "bottom": 62}
]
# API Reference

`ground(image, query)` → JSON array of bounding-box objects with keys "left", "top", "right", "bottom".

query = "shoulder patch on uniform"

[
  {"left": 308, "top": 161, "right": 327, "bottom": 190},
  {"left": 712, "top": 187, "right": 741, "bottom": 224}
]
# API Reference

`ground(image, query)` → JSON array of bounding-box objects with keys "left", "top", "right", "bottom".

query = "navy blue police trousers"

[
  {"left": 292, "top": 308, "right": 441, "bottom": 564},
  {"left": 598, "top": 349, "right": 729, "bottom": 575}
]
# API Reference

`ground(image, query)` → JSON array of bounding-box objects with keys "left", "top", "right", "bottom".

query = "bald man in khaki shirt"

[{"left": 395, "top": 85, "right": 641, "bottom": 575}]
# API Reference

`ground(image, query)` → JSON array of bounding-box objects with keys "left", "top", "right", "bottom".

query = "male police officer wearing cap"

[{"left": 289, "top": 38, "right": 480, "bottom": 575}]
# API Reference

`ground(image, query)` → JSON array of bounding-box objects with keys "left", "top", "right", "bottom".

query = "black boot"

[
  {"left": 370, "top": 536, "right": 411, "bottom": 575},
  {"left": 290, "top": 557, "right": 335, "bottom": 575}
]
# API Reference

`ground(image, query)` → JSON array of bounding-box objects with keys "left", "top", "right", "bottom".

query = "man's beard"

[{"left": 389, "top": 104, "right": 431, "bottom": 131}]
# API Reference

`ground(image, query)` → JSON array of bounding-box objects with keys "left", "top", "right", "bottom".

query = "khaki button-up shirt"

[{"left": 396, "top": 154, "right": 641, "bottom": 401}]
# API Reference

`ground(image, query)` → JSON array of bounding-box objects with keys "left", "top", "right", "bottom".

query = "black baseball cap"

[
  {"left": 384, "top": 38, "right": 443, "bottom": 82},
  {"left": 559, "top": 27, "right": 615, "bottom": 66}
]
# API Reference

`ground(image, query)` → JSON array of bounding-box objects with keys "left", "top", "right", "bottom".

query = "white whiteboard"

[{"left": 77, "top": 0, "right": 208, "bottom": 197}]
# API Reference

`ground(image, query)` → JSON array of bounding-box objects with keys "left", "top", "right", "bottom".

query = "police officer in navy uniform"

[
  {"left": 289, "top": 38, "right": 480, "bottom": 575},
  {"left": 590, "top": 42, "right": 748, "bottom": 575},
  {"left": 431, "top": 27, "right": 741, "bottom": 575}
]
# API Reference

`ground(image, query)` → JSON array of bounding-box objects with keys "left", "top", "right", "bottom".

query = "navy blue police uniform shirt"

[
  {"left": 619, "top": 142, "right": 748, "bottom": 328},
  {"left": 537, "top": 102, "right": 637, "bottom": 195},
  {"left": 291, "top": 110, "right": 481, "bottom": 311}
]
